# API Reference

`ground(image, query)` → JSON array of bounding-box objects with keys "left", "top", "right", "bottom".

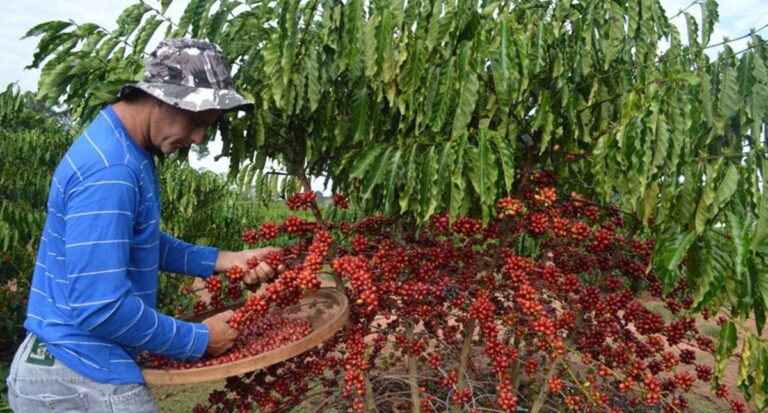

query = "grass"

[
  {"left": 151, "top": 380, "right": 225, "bottom": 412},
  {"left": 150, "top": 379, "right": 337, "bottom": 412}
]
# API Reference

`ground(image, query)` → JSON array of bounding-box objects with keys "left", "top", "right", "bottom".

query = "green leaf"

[
  {"left": 361, "top": 146, "right": 393, "bottom": 201},
  {"left": 688, "top": 235, "right": 724, "bottom": 310},
  {"left": 435, "top": 141, "right": 455, "bottom": 214},
  {"left": 349, "top": 144, "right": 385, "bottom": 179},
  {"left": 342, "top": 0, "right": 363, "bottom": 70},
  {"left": 252, "top": 112, "right": 265, "bottom": 148},
  {"left": 280, "top": 1, "right": 300, "bottom": 88},
  {"left": 654, "top": 231, "right": 697, "bottom": 293},
  {"left": 419, "top": 145, "right": 438, "bottom": 219},
  {"left": 206, "top": 0, "right": 232, "bottom": 43},
  {"left": 641, "top": 181, "right": 660, "bottom": 226},
  {"left": 737, "top": 335, "right": 753, "bottom": 392},
  {"left": 492, "top": 128, "right": 515, "bottom": 193},
  {"left": 161, "top": 0, "right": 173, "bottom": 14},
  {"left": 114, "top": 2, "right": 152, "bottom": 38},
  {"left": 431, "top": 58, "right": 455, "bottom": 131},
  {"left": 684, "top": 12, "right": 699, "bottom": 49},
  {"left": 700, "top": 0, "right": 718, "bottom": 46},
  {"left": 719, "top": 66, "right": 740, "bottom": 120},
  {"left": 449, "top": 134, "right": 468, "bottom": 220},
  {"left": 173, "top": 0, "right": 203, "bottom": 37},
  {"left": 746, "top": 252, "right": 759, "bottom": 317},
  {"left": 350, "top": 85, "right": 369, "bottom": 143},
  {"left": 729, "top": 211, "right": 749, "bottom": 305},
  {"left": 650, "top": 110, "right": 669, "bottom": 176},
  {"left": 400, "top": 144, "right": 419, "bottom": 213},
  {"left": 466, "top": 145, "right": 480, "bottom": 197},
  {"left": 23, "top": 20, "right": 72, "bottom": 39},
  {"left": 715, "top": 164, "right": 739, "bottom": 209},
  {"left": 718, "top": 321, "right": 738, "bottom": 358},
  {"left": 382, "top": 148, "right": 402, "bottom": 214},
  {"left": 305, "top": 49, "right": 321, "bottom": 112},
  {"left": 376, "top": 6, "right": 395, "bottom": 83},
  {"left": 491, "top": 17, "right": 512, "bottom": 108},
  {"left": 425, "top": 0, "right": 443, "bottom": 51},
  {"left": 244, "top": 164, "right": 258, "bottom": 199},
  {"left": 752, "top": 187, "right": 768, "bottom": 254},
  {"left": 669, "top": 72, "right": 701, "bottom": 85},
  {"left": 757, "top": 259, "right": 768, "bottom": 319},
  {"left": 757, "top": 347, "right": 768, "bottom": 410},
  {"left": 362, "top": 14, "right": 379, "bottom": 79},
  {"left": 478, "top": 131, "right": 497, "bottom": 224},
  {"left": 133, "top": 15, "right": 163, "bottom": 56},
  {"left": 26, "top": 23, "right": 76, "bottom": 69},
  {"left": 693, "top": 175, "right": 715, "bottom": 235},
  {"left": 752, "top": 54, "right": 768, "bottom": 131},
  {"left": 452, "top": 43, "right": 478, "bottom": 139},
  {"left": 715, "top": 321, "right": 738, "bottom": 379},
  {"left": 754, "top": 293, "right": 766, "bottom": 336}
]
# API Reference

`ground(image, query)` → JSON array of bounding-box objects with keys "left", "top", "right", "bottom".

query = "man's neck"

[{"left": 111, "top": 100, "right": 151, "bottom": 150}]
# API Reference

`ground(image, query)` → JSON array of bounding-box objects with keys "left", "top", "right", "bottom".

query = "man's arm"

[
  {"left": 158, "top": 232, "right": 218, "bottom": 278},
  {"left": 65, "top": 166, "right": 208, "bottom": 360},
  {"left": 160, "top": 232, "right": 282, "bottom": 283}
]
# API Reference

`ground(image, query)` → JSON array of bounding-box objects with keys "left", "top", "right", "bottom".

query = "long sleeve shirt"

[{"left": 24, "top": 105, "right": 218, "bottom": 384}]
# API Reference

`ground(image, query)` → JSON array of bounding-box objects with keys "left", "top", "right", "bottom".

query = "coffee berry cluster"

[
  {"left": 286, "top": 191, "right": 316, "bottom": 211},
  {"left": 190, "top": 182, "right": 742, "bottom": 413}
]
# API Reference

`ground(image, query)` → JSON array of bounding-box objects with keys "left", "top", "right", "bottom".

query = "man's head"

[{"left": 117, "top": 39, "right": 253, "bottom": 155}]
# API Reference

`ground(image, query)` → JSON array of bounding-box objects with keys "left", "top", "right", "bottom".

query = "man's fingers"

[
  {"left": 256, "top": 246, "right": 282, "bottom": 258},
  {"left": 257, "top": 271, "right": 269, "bottom": 283},
  {"left": 241, "top": 266, "right": 276, "bottom": 284},
  {"left": 244, "top": 269, "right": 258, "bottom": 284},
  {"left": 256, "top": 263, "right": 275, "bottom": 282}
]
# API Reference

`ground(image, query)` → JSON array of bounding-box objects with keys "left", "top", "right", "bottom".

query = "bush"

[{"left": 0, "top": 85, "right": 71, "bottom": 358}]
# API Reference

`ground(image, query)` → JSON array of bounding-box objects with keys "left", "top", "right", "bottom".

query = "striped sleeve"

[
  {"left": 159, "top": 232, "right": 218, "bottom": 277},
  {"left": 65, "top": 166, "right": 208, "bottom": 360}
]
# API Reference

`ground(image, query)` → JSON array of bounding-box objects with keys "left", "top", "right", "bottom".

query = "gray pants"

[{"left": 6, "top": 333, "right": 158, "bottom": 413}]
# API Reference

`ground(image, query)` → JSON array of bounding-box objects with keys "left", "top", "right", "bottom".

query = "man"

[{"left": 6, "top": 39, "right": 277, "bottom": 412}]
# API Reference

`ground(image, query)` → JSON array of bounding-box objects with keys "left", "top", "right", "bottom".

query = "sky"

[{"left": 1, "top": 0, "right": 767, "bottom": 175}]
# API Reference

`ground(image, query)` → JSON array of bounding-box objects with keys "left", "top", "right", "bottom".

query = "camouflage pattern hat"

[{"left": 119, "top": 38, "right": 254, "bottom": 112}]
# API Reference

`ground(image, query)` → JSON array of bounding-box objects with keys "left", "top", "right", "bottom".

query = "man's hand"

[
  {"left": 202, "top": 310, "right": 238, "bottom": 357},
  {"left": 215, "top": 247, "right": 284, "bottom": 284}
]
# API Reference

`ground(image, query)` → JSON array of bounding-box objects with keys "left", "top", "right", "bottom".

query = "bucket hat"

[{"left": 119, "top": 38, "right": 254, "bottom": 112}]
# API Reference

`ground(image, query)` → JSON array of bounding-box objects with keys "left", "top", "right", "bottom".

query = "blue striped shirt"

[{"left": 24, "top": 105, "right": 217, "bottom": 384}]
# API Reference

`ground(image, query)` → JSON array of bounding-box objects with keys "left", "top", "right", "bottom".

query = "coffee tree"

[
  {"left": 0, "top": 85, "right": 72, "bottom": 357},
  {"left": 189, "top": 188, "right": 743, "bottom": 412},
  {"left": 24, "top": 0, "right": 768, "bottom": 410}
]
